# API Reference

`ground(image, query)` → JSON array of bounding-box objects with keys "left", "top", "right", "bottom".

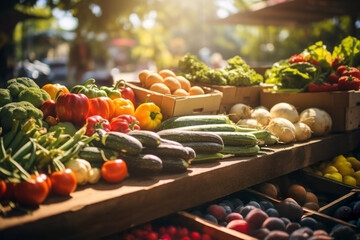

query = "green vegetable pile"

[
  {"left": 178, "top": 54, "right": 263, "bottom": 86},
  {"left": 265, "top": 36, "right": 360, "bottom": 91}
]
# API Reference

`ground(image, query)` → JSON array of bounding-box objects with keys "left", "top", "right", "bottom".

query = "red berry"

[
  {"left": 160, "top": 234, "right": 172, "bottom": 240},
  {"left": 146, "top": 232, "right": 158, "bottom": 240},
  {"left": 142, "top": 223, "right": 152, "bottom": 232},
  {"left": 124, "top": 233, "right": 136, "bottom": 240},
  {"left": 158, "top": 226, "right": 167, "bottom": 234},
  {"left": 133, "top": 229, "right": 145, "bottom": 238},
  {"left": 178, "top": 227, "right": 189, "bottom": 237},
  {"left": 167, "top": 226, "right": 177, "bottom": 235},
  {"left": 201, "top": 234, "right": 212, "bottom": 240},
  {"left": 190, "top": 231, "right": 201, "bottom": 240},
  {"left": 182, "top": 237, "right": 191, "bottom": 240}
]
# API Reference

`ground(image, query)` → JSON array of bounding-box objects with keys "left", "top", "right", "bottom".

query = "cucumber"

[
  {"left": 161, "top": 158, "right": 189, "bottom": 173},
  {"left": 211, "top": 132, "right": 257, "bottom": 146},
  {"left": 157, "top": 129, "right": 223, "bottom": 145},
  {"left": 156, "top": 115, "right": 231, "bottom": 131},
  {"left": 127, "top": 130, "right": 161, "bottom": 148},
  {"left": 160, "top": 138, "right": 184, "bottom": 147},
  {"left": 190, "top": 153, "right": 225, "bottom": 164},
  {"left": 249, "top": 130, "right": 271, "bottom": 140},
  {"left": 258, "top": 134, "right": 279, "bottom": 146},
  {"left": 142, "top": 143, "right": 190, "bottom": 160},
  {"left": 173, "top": 124, "right": 259, "bottom": 132},
  {"left": 181, "top": 142, "right": 223, "bottom": 154},
  {"left": 220, "top": 145, "right": 260, "bottom": 156},
  {"left": 78, "top": 146, "right": 119, "bottom": 166},
  {"left": 99, "top": 131, "right": 143, "bottom": 155},
  {"left": 123, "top": 154, "right": 163, "bottom": 176}
]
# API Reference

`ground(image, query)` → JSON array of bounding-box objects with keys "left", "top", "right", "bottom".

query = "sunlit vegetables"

[
  {"left": 299, "top": 108, "right": 332, "bottom": 136},
  {"left": 270, "top": 102, "right": 299, "bottom": 123},
  {"left": 229, "top": 103, "right": 252, "bottom": 124},
  {"left": 65, "top": 158, "right": 92, "bottom": 185},
  {"left": 251, "top": 107, "right": 271, "bottom": 127},
  {"left": 267, "top": 118, "right": 296, "bottom": 143}
]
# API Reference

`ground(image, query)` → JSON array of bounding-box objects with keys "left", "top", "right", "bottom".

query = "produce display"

[
  {"left": 265, "top": 36, "right": 360, "bottom": 92},
  {"left": 186, "top": 190, "right": 356, "bottom": 240}
]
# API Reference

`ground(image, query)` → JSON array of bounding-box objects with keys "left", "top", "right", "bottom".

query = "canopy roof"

[{"left": 214, "top": 0, "right": 360, "bottom": 27}]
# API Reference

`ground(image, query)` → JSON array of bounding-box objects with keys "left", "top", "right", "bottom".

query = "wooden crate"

[
  {"left": 260, "top": 90, "right": 360, "bottom": 132},
  {"left": 126, "top": 82, "right": 222, "bottom": 120}
]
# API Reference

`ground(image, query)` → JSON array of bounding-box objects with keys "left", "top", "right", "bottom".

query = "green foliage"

[{"left": 332, "top": 36, "right": 360, "bottom": 67}]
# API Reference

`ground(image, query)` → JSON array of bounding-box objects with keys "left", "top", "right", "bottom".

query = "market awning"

[{"left": 212, "top": 0, "right": 360, "bottom": 27}]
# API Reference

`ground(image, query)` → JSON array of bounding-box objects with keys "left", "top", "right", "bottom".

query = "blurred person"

[{"left": 210, "top": 52, "right": 226, "bottom": 69}]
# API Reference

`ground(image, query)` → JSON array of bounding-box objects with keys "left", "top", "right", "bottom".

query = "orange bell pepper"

[
  {"left": 88, "top": 97, "right": 115, "bottom": 120},
  {"left": 112, "top": 98, "right": 135, "bottom": 119},
  {"left": 134, "top": 100, "right": 162, "bottom": 131},
  {"left": 41, "top": 83, "right": 69, "bottom": 101}
]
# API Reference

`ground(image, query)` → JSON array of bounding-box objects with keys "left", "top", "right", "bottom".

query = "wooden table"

[{"left": 1, "top": 130, "right": 360, "bottom": 240}]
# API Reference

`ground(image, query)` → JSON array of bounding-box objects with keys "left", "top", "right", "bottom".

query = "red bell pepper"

[
  {"left": 55, "top": 93, "right": 90, "bottom": 124},
  {"left": 308, "top": 83, "right": 338, "bottom": 92},
  {"left": 119, "top": 80, "right": 136, "bottom": 107},
  {"left": 40, "top": 99, "right": 56, "bottom": 119},
  {"left": 338, "top": 75, "right": 360, "bottom": 91},
  {"left": 85, "top": 115, "right": 111, "bottom": 136},
  {"left": 327, "top": 73, "right": 340, "bottom": 84},
  {"left": 289, "top": 54, "right": 306, "bottom": 64},
  {"left": 341, "top": 67, "right": 360, "bottom": 79},
  {"left": 110, "top": 114, "right": 140, "bottom": 133}
]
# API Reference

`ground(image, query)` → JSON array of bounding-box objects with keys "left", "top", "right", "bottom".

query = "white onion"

[
  {"left": 237, "top": 119, "right": 260, "bottom": 129},
  {"left": 267, "top": 117, "right": 296, "bottom": 143},
  {"left": 251, "top": 107, "right": 271, "bottom": 126},
  {"left": 294, "top": 122, "right": 312, "bottom": 141},
  {"left": 270, "top": 102, "right": 299, "bottom": 123},
  {"left": 229, "top": 103, "right": 252, "bottom": 123},
  {"left": 299, "top": 108, "right": 332, "bottom": 136}
]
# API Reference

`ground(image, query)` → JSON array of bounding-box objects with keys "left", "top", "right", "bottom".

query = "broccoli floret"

[
  {"left": 49, "top": 122, "right": 77, "bottom": 136},
  {"left": 17, "top": 87, "right": 51, "bottom": 108},
  {"left": 7, "top": 77, "right": 39, "bottom": 100},
  {"left": 0, "top": 88, "right": 12, "bottom": 107},
  {"left": 0, "top": 101, "right": 43, "bottom": 132}
]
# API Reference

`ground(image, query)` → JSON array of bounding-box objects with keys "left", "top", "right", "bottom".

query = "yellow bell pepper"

[
  {"left": 41, "top": 83, "right": 69, "bottom": 101},
  {"left": 112, "top": 98, "right": 135, "bottom": 119},
  {"left": 134, "top": 101, "right": 162, "bottom": 131}
]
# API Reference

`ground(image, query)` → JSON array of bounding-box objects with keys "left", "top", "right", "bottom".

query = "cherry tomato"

[
  {"left": 3, "top": 182, "right": 17, "bottom": 200},
  {"left": 50, "top": 169, "right": 77, "bottom": 195},
  {"left": 101, "top": 159, "right": 128, "bottom": 183},
  {"left": 0, "top": 180, "right": 6, "bottom": 200},
  {"left": 39, "top": 173, "right": 52, "bottom": 192},
  {"left": 14, "top": 175, "right": 49, "bottom": 206}
]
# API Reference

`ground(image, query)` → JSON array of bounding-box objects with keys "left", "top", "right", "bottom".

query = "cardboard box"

[
  {"left": 260, "top": 90, "right": 360, "bottom": 132},
  {"left": 126, "top": 82, "right": 223, "bottom": 120}
]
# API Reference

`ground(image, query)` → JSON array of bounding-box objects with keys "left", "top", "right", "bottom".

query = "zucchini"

[
  {"left": 99, "top": 131, "right": 143, "bottom": 155},
  {"left": 211, "top": 132, "right": 257, "bottom": 146},
  {"left": 142, "top": 143, "right": 190, "bottom": 160},
  {"left": 161, "top": 158, "right": 189, "bottom": 173},
  {"left": 220, "top": 145, "right": 260, "bottom": 156},
  {"left": 181, "top": 142, "right": 223, "bottom": 154},
  {"left": 156, "top": 115, "right": 231, "bottom": 131},
  {"left": 127, "top": 130, "right": 161, "bottom": 148},
  {"left": 160, "top": 138, "right": 184, "bottom": 147},
  {"left": 174, "top": 124, "right": 258, "bottom": 132},
  {"left": 123, "top": 154, "right": 163, "bottom": 176},
  {"left": 184, "top": 147, "right": 196, "bottom": 162},
  {"left": 157, "top": 129, "right": 223, "bottom": 145},
  {"left": 190, "top": 153, "right": 225, "bottom": 164},
  {"left": 78, "top": 146, "right": 119, "bottom": 166}
]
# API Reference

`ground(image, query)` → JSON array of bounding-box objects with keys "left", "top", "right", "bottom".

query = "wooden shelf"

[{"left": 1, "top": 129, "right": 360, "bottom": 240}]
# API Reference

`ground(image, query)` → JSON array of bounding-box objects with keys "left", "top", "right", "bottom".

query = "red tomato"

[
  {"left": 0, "top": 180, "right": 6, "bottom": 199},
  {"left": 14, "top": 175, "right": 49, "bottom": 206},
  {"left": 50, "top": 169, "right": 77, "bottom": 195},
  {"left": 101, "top": 159, "right": 128, "bottom": 183},
  {"left": 3, "top": 182, "right": 16, "bottom": 200},
  {"left": 39, "top": 173, "right": 52, "bottom": 192}
]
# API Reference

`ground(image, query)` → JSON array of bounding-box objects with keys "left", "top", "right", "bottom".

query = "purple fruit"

[
  {"left": 206, "top": 204, "right": 226, "bottom": 221},
  {"left": 281, "top": 217, "right": 291, "bottom": 226},
  {"left": 260, "top": 200, "right": 275, "bottom": 210},
  {"left": 264, "top": 230, "right": 289, "bottom": 240},
  {"left": 230, "top": 198, "right": 244, "bottom": 209},
  {"left": 289, "top": 227, "right": 313, "bottom": 240},
  {"left": 330, "top": 224, "right": 356, "bottom": 240},
  {"left": 300, "top": 217, "right": 318, "bottom": 230},
  {"left": 247, "top": 200, "right": 261, "bottom": 209},
  {"left": 245, "top": 208, "right": 269, "bottom": 231},
  {"left": 286, "top": 222, "right": 301, "bottom": 234},
  {"left": 219, "top": 203, "right": 232, "bottom": 215},
  {"left": 251, "top": 227, "right": 270, "bottom": 240},
  {"left": 240, "top": 205, "right": 256, "bottom": 218},
  {"left": 333, "top": 206, "right": 352, "bottom": 221},
  {"left": 352, "top": 201, "right": 360, "bottom": 219},
  {"left": 262, "top": 217, "right": 286, "bottom": 231},
  {"left": 266, "top": 208, "right": 280, "bottom": 218},
  {"left": 225, "top": 212, "right": 243, "bottom": 223},
  {"left": 220, "top": 200, "right": 234, "bottom": 210},
  {"left": 276, "top": 199, "right": 303, "bottom": 222},
  {"left": 203, "top": 214, "right": 218, "bottom": 224}
]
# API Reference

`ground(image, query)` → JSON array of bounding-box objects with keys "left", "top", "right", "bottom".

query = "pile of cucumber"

[
  {"left": 79, "top": 129, "right": 195, "bottom": 177},
  {"left": 156, "top": 115, "right": 279, "bottom": 162}
]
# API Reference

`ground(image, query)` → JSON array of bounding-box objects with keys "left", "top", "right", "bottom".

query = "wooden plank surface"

[{"left": 1, "top": 130, "right": 360, "bottom": 240}]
